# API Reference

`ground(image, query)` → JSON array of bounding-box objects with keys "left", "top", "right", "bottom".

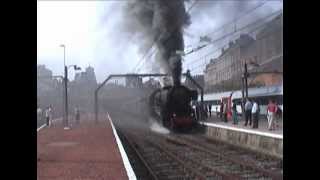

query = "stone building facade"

[
  {"left": 184, "top": 74, "right": 205, "bottom": 92},
  {"left": 204, "top": 13, "right": 283, "bottom": 93},
  {"left": 255, "top": 13, "right": 283, "bottom": 72}
]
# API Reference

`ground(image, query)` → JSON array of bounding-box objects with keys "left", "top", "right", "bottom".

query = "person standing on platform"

[
  {"left": 203, "top": 104, "right": 208, "bottom": 120},
  {"left": 223, "top": 102, "right": 228, "bottom": 123},
  {"left": 244, "top": 98, "right": 252, "bottom": 126},
  {"left": 45, "top": 107, "right": 51, "bottom": 127},
  {"left": 216, "top": 106, "right": 218, "bottom": 117},
  {"left": 192, "top": 104, "right": 197, "bottom": 121},
  {"left": 49, "top": 105, "right": 53, "bottom": 127},
  {"left": 232, "top": 101, "right": 238, "bottom": 125},
  {"left": 37, "top": 107, "right": 42, "bottom": 123},
  {"left": 251, "top": 100, "right": 260, "bottom": 129},
  {"left": 75, "top": 107, "right": 80, "bottom": 124},
  {"left": 267, "top": 100, "right": 277, "bottom": 130},
  {"left": 220, "top": 101, "right": 224, "bottom": 121},
  {"left": 208, "top": 104, "right": 212, "bottom": 117},
  {"left": 195, "top": 103, "right": 200, "bottom": 121}
]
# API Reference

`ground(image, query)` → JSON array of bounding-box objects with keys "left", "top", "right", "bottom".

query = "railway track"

[
  {"left": 108, "top": 109, "right": 282, "bottom": 179},
  {"left": 163, "top": 134, "right": 283, "bottom": 180},
  {"left": 119, "top": 129, "right": 208, "bottom": 180},
  {"left": 173, "top": 134, "right": 282, "bottom": 174},
  {"left": 118, "top": 127, "right": 282, "bottom": 180}
]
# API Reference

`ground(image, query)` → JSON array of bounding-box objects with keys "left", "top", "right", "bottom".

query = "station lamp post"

[
  {"left": 240, "top": 58, "right": 283, "bottom": 121},
  {"left": 241, "top": 60, "right": 259, "bottom": 120},
  {"left": 60, "top": 44, "right": 82, "bottom": 130},
  {"left": 242, "top": 60, "right": 260, "bottom": 101}
]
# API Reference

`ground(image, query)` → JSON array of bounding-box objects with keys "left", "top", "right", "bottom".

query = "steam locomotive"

[{"left": 148, "top": 85, "right": 198, "bottom": 131}]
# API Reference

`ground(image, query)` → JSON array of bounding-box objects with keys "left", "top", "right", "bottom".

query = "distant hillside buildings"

[
  {"left": 74, "top": 66, "right": 97, "bottom": 86},
  {"left": 37, "top": 65, "right": 63, "bottom": 117},
  {"left": 125, "top": 76, "right": 143, "bottom": 88},
  {"left": 37, "top": 64, "right": 98, "bottom": 114}
]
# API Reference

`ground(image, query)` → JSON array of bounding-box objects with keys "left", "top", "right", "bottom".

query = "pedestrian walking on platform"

[
  {"left": 251, "top": 100, "right": 260, "bottom": 129},
  {"left": 232, "top": 101, "right": 238, "bottom": 124},
  {"left": 75, "top": 107, "right": 80, "bottom": 124},
  {"left": 267, "top": 100, "right": 277, "bottom": 130},
  {"left": 244, "top": 98, "right": 252, "bottom": 126}
]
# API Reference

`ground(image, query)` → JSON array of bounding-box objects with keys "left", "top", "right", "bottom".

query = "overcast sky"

[{"left": 37, "top": 0, "right": 282, "bottom": 83}]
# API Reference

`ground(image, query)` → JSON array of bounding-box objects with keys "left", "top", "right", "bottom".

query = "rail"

[{"left": 119, "top": 128, "right": 282, "bottom": 179}]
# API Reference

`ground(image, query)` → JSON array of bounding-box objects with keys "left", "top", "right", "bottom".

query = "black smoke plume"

[{"left": 123, "top": 0, "right": 191, "bottom": 86}]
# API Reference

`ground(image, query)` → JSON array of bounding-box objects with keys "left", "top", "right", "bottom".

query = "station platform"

[
  {"left": 37, "top": 114, "right": 136, "bottom": 180},
  {"left": 205, "top": 115, "right": 283, "bottom": 135},
  {"left": 200, "top": 115, "right": 283, "bottom": 158}
]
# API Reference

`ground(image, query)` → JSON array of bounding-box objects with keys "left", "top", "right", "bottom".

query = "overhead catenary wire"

[
  {"left": 184, "top": 1, "right": 281, "bottom": 60},
  {"left": 206, "top": 0, "right": 268, "bottom": 36},
  {"left": 185, "top": 9, "right": 282, "bottom": 72},
  {"left": 182, "top": 1, "right": 279, "bottom": 74},
  {"left": 133, "top": 0, "right": 282, "bottom": 74},
  {"left": 136, "top": 0, "right": 266, "bottom": 72},
  {"left": 183, "top": 0, "right": 268, "bottom": 53},
  {"left": 188, "top": 22, "right": 282, "bottom": 75},
  {"left": 189, "top": 18, "right": 282, "bottom": 73}
]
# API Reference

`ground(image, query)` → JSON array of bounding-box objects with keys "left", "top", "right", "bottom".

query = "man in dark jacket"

[
  {"left": 220, "top": 102, "right": 224, "bottom": 121},
  {"left": 232, "top": 102, "right": 238, "bottom": 125},
  {"left": 244, "top": 98, "right": 253, "bottom": 126},
  {"left": 75, "top": 107, "right": 80, "bottom": 124}
]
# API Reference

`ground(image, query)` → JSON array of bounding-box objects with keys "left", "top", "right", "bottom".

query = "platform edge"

[{"left": 107, "top": 112, "right": 137, "bottom": 180}]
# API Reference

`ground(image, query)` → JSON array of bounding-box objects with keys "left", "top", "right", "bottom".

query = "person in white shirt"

[
  {"left": 232, "top": 101, "right": 238, "bottom": 125},
  {"left": 251, "top": 100, "right": 260, "bottom": 129},
  {"left": 37, "top": 107, "right": 42, "bottom": 121},
  {"left": 48, "top": 105, "right": 53, "bottom": 127},
  {"left": 244, "top": 98, "right": 253, "bottom": 126},
  {"left": 44, "top": 106, "right": 53, "bottom": 127}
]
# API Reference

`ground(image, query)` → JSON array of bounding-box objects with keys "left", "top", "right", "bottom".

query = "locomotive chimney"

[{"left": 170, "top": 54, "right": 182, "bottom": 86}]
